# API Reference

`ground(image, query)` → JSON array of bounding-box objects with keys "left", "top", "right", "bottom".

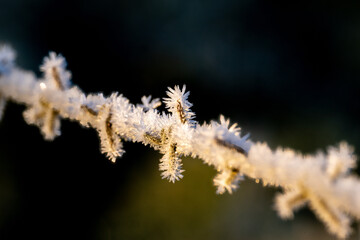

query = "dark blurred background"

[{"left": 1, "top": 0, "right": 360, "bottom": 239}]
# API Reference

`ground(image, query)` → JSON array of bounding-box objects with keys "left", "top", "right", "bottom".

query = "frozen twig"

[{"left": 0, "top": 45, "right": 359, "bottom": 239}]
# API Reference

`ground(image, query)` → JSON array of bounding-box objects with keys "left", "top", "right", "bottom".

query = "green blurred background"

[{"left": 1, "top": 0, "right": 360, "bottom": 239}]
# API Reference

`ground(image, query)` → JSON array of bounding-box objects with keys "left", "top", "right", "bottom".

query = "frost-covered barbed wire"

[{"left": 0, "top": 45, "right": 359, "bottom": 238}]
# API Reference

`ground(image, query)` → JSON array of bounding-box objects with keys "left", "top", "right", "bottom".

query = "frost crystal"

[
  {"left": 275, "top": 187, "right": 308, "bottom": 219},
  {"left": 137, "top": 95, "right": 161, "bottom": 111},
  {"left": 23, "top": 99, "right": 61, "bottom": 140},
  {"left": 213, "top": 169, "right": 243, "bottom": 194},
  {"left": 163, "top": 85, "right": 196, "bottom": 126},
  {"left": 40, "top": 52, "right": 71, "bottom": 90},
  {"left": 159, "top": 143, "right": 184, "bottom": 183},
  {"left": 326, "top": 142, "right": 356, "bottom": 179},
  {"left": 96, "top": 94, "right": 125, "bottom": 162},
  {"left": 21, "top": 52, "right": 74, "bottom": 140}
]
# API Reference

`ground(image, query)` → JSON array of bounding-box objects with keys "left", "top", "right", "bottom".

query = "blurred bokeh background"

[{"left": 1, "top": 0, "right": 360, "bottom": 239}]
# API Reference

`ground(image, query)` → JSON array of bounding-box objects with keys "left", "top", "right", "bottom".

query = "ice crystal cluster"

[{"left": 0, "top": 45, "right": 360, "bottom": 239}]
